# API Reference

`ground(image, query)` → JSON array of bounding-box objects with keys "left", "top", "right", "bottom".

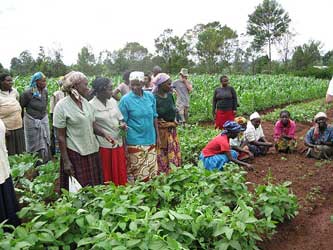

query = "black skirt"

[
  {"left": 6, "top": 128, "right": 25, "bottom": 155},
  {"left": 0, "top": 176, "right": 20, "bottom": 227}
]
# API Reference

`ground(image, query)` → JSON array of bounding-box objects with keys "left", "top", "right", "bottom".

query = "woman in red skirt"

[
  {"left": 90, "top": 78, "right": 127, "bottom": 186},
  {"left": 212, "top": 75, "right": 238, "bottom": 129}
]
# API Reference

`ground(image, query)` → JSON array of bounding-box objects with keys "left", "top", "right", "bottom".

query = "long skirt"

[
  {"left": 199, "top": 150, "right": 238, "bottom": 171},
  {"left": 275, "top": 138, "right": 297, "bottom": 153},
  {"left": 157, "top": 127, "right": 181, "bottom": 174},
  {"left": 127, "top": 145, "right": 158, "bottom": 183},
  {"left": 24, "top": 113, "right": 51, "bottom": 163},
  {"left": 99, "top": 146, "right": 127, "bottom": 186},
  {"left": 306, "top": 145, "right": 333, "bottom": 160},
  {"left": 0, "top": 176, "right": 20, "bottom": 228},
  {"left": 215, "top": 110, "right": 235, "bottom": 130},
  {"left": 248, "top": 139, "right": 270, "bottom": 156},
  {"left": 5, "top": 128, "right": 25, "bottom": 155},
  {"left": 59, "top": 148, "right": 103, "bottom": 190}
]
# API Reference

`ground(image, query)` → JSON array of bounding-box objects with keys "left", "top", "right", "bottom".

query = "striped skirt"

[
  {"left": 5, "top": 127, "right": 25, "bottom": 155},
  {"left": 59, "top": 148, "right": 103, "bottom": 191}
]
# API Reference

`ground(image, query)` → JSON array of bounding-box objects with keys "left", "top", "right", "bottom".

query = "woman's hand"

[
  {"left": 104, "top": 133, "right": 115, "bottom": 144},
  {"left": 119, "top": 122, "right": 128, "bottom": 131},
  {"left": 64, "top": 159, "right": 75, "bottom": 176},
  {"left": 244, "top": 163, "right": 254, "bottom": 171}
]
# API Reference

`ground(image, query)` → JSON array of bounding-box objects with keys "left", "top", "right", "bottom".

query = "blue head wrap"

[
  {"left": 30, "top": 72, "right": 45, "bottom": 97},
  {"left": 221, "top": 121, "right": 245, "bottom": 135}
]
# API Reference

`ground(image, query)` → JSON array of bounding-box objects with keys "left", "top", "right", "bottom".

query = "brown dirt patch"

[{"left": 199, "top": 111, "right": 333, "bottom": 250}]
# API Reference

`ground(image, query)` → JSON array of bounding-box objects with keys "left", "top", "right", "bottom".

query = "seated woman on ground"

[
  {"left": 304, "top": 112, "right": 333, "bottom": 160},
  {"left": 230, "top": 116, "right": 254, "bottom": 161},
  {"left": 274, "top": 110, "right": 297, "bottom": 153},
  {"left": 199, "top": 121, "right": 253, "bottom": 171},
  {"left": 244, "top": 112, "right": 273, "bottom": 156}
]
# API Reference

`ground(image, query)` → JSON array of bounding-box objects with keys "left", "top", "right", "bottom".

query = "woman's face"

[
  {"left": 130, "top": 80, "right": 143, "bottom": 95},
  {"left": 36, "top": 78, "right": 47, "bottom": 90},
  {"left": 316, "top": 117, "right": 327, "bottom": 129},
  {"left": 221, "top": 77, "right": 229, "bottom": 87},
  {"left": 75, "top": 78, "right": 90, "bottom": 97},
  {"left": 251, "top": 118, "right": 261, "bottom": 128},
  {"left": 99, "top": 83, "right": 113, "bottom": 100},
  {"left": 160, "top": 80, "right": 172, "bottom": 93},
  {"left": 280, "top": 113, "right": 290, "bottom": 126},
  {"left": 1, "top": 76, "right": 13, "bottom": 91}
]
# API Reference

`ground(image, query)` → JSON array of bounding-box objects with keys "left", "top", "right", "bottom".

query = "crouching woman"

[
  {"left": 304, "top": 112, "right": 333, "bottom": 159},
  {"left": 199, "top": 121, "right": 253, "bottom": 171}
]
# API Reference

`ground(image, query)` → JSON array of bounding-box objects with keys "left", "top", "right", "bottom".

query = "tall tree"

[
  {"left": 10, "top": 50, "right": 35, "bottom": 76},
  {"left": 323, "top": 50, "right": 333, "bottom": 66},
  {"left": 76, "top": 46, "right": 96, "bottom": 76},
  {"left": 186, "top": 22, "right": 237, "bottom": 73},
  {"left": 155, "top": 29, "right": 191, "bottom": 73},
  {"left": 247, "top": 0, "right": 291, "bottom": 71},
  {"left": 291, "top": 40, "right": 322, "bottom": 71}
]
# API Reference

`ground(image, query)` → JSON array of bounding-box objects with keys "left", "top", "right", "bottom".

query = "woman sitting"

[
  {"left": 199, "top": 121, "right": 253, "bottom": 171},
  {"left": 230, "top": 117, "right": 254, "bottom": 161},
  {"left": 244, "top": 112, "right": 273, "bottom": 156},
  {"left": 274, "top": 110, "right": 297, "bottom": 153},
  {"left": 304, "top": 112, "right": 333, "bottom": 159}
]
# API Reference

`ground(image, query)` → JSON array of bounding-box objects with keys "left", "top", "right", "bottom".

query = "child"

[{"left": 274, "top": 110, "right": 296, "bottom": 153}]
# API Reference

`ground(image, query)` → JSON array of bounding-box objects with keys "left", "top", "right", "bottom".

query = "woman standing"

[
  {"left": 53, "top": 71, "right": 114, "bottom": 190},
  {"left": 154, "top": 73, "right": 181, "bottom": 174},
  {"left": 212, "top": 75, "right": 238, "bottom": 130},
  {"left": 119, "top": 71, "right": 159, "bottom": 182},
  {"left": 0, "top": 118, "right": 20, "bottom": 228},
  {"left": 0, "top": 73, "right": 25, "bottom": 155},
  {"left": 112, "top": 70, "right": 131, "bottom": 101},
  {"left": 20, "top": 72, "right": 51, "bottom": 164},
  {"left": 89, "top": 77, "right": 127, "bottom": 186}
]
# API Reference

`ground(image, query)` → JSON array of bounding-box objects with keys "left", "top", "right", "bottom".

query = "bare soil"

[{"left": 200, "top": 109, "right": 333, "bottom": 250}]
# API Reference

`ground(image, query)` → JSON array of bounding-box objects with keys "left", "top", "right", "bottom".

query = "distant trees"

[
  {"left": 247, "top": 0, "right": 291, "bottom": 71},
  {"left": 291, "top": 40, "right": 322, "bottom": 71}
]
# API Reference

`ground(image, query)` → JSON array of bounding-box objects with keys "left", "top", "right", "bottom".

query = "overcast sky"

[{"left": 1, "top": 0, "right": 332, "bottom": 68}]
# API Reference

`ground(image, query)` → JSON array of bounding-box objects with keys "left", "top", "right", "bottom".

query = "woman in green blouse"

[{"left": 154, "top": 73, "right": 181, "bottom": 174}]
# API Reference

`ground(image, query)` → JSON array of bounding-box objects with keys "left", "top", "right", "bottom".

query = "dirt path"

[{"left": 199, "top": 110, "right": 333, "bottom": 250}]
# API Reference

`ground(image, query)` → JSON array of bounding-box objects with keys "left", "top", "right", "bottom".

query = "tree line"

[{"left": 1, "top": 0, "right": 333, "bottom": 79}]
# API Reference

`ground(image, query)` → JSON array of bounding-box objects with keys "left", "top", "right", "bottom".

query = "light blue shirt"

[{"left": 119, "top": 91, "right": 157, "bottom": 145}]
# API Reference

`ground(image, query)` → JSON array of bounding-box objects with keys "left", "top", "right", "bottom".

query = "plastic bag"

[{"left": 69, "top": 176, "right": 82, "bottom": 193}]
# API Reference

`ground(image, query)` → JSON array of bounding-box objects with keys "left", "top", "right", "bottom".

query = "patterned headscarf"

[
  {"left": 234, "top": 116, "right": 247, "bottom": 125},
  {"left": 30, "top": 72, "right": 46, "bottom": 97},
  {"left": 62, "top": 71, "right": 87, "bottom": 101},
  {"left": 221, "top": 121, "right": 245, "bottom": 135},
  {"left": 155, "top": 73, "right": 171, "bottom": 87}
]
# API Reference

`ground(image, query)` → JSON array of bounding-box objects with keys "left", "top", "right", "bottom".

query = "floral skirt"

[
  {"left": 275, "top": 138, "right": 297, "bottom": 153},
  {"left": 157, "top": 127, "right": 181, "bottom": 174},
  {"left": 127, "top": 145, "right": 158, "bottom": 182}
]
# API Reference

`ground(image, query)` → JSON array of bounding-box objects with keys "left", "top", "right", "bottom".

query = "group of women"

[{"left": 202, "top": 75, "right": 333, "bottom": 170}]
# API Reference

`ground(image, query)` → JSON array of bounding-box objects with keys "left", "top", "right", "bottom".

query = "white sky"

[{"left": 0, "top": 0, "right": 332, "bottom": 68}]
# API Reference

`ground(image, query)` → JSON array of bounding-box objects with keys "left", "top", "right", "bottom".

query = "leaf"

[
  {"left": 169, "top": 210, "right": 193, "bottom": 220},
  {"left": 151, "top": 210, "right": 168, "bottom": 220},
  {"left": 14, "top": 241, "right": 32, "bottom": 248},
  {"left": 167, "top": 237, "right": 180, "bottom": 249},
  {"left": 127, "top": 239, "right": 141, "bottom": 247},
  {"left": 129, "top": 221, "right": 138, "bottom": 231},
  {"left": 230, "top": 240, "right": 242, "bottom": 250}
]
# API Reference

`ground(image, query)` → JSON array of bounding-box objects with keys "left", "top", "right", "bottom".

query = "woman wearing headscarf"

[
  {"left": 89, "top": 77, "right": 127, "bottom": 186},
  {"left": 53, "top": 71, "right": 114, "bottom": 190},
  {"left": 230, "top": 117, "right": 253, "bottom": 161},
  {"left": 304, "top": 112, "right": 333, "bottom": 159},
  {"left": 119, "top": 71, "right": 159, "bottom": 183},
  {"left": 199, "top": 121, "right": 253, "bottom": 171},
  {"left": 212, "top": 75, "right": 238, "bottom": 129},
  {"left": 20, "top": 72, "right": 51, "bottom": 164},
  {"left": 244, "top": 112, "right": 273, "bottom": 156},
  {"left": 0, "top": 73, "right": 25, "bottom": 155},
  {"left": 0, "top": 118, "right": 20, "bottom": 228},
  {"left": 154, "top": 73, "right": 181, "bottom": 174},
  {"left": 112, "top": 70, "right": 131, "bottom": 101}
]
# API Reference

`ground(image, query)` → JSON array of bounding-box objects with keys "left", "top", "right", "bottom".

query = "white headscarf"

[
  {"left": 129, "top": 71, "right": 144, "bottom": 82},
  {"left": 250, "top": 112, "right": 261, "bottom": 120}
]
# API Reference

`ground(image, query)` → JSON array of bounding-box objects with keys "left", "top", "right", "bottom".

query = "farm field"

[{"left": 1, "top": 74, "right": 333, "bottom": 249}]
